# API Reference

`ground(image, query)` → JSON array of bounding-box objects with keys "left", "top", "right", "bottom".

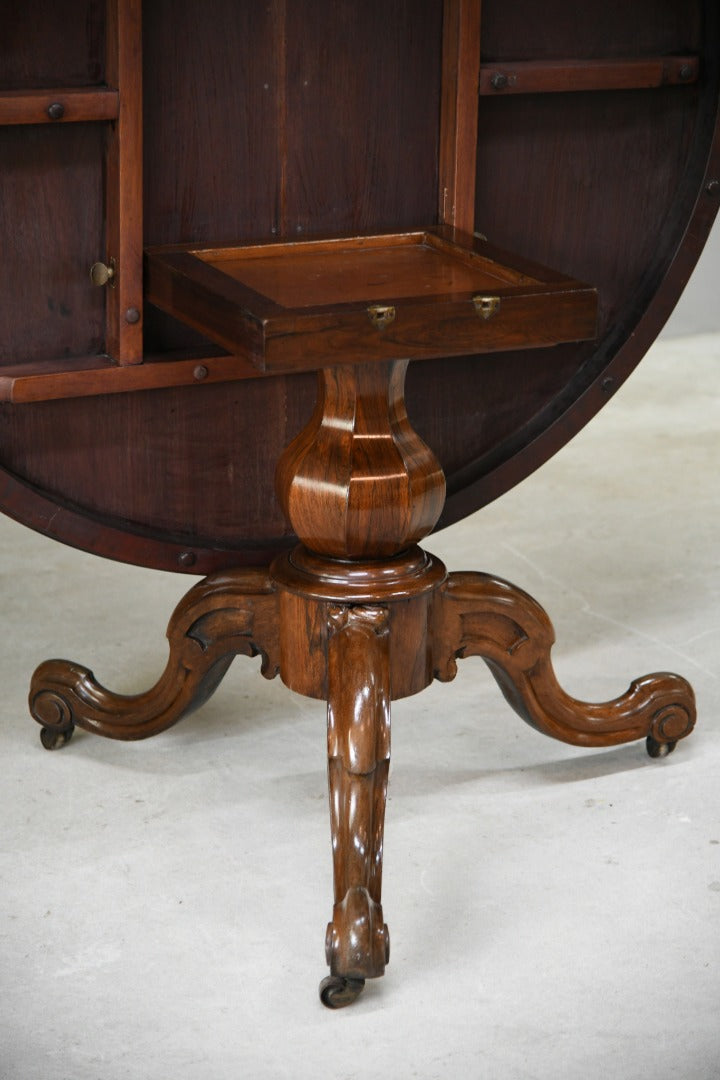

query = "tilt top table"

[{"left": 1, "top": 1, "right": 718, "bottom": 1007}]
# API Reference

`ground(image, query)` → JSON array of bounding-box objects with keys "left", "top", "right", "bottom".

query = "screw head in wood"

[
  {"left": 125, "top": 307, "right": 141, "bottom": 324},
  {"left": 193, "top": 365, "right": 209, "bottom": 381},
  {"left": 47, "top": 102, "right": 65, "bottom": 120}
]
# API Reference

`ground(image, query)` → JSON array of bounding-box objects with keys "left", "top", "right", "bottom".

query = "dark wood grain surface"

[{"left": 0, "top": 122, "right": 106, "bottom": 363}]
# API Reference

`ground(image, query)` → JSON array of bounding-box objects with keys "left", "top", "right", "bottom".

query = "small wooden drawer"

[{"left": 145, "top": 225, "right": 597, "bottom": 376}]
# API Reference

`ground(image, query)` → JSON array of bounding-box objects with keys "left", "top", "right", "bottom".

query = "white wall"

[{"left": 662, "top": 216, "right": 720, "bottom": 337}]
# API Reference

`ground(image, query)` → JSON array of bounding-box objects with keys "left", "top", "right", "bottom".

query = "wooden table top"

[{"left": 1, "top": 0, "right": 718, "bottom": 574}]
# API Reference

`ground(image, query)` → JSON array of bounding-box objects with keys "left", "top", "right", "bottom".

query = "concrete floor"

[{"left": 1, "top": 334, "right": 718, "bottom": 1080}]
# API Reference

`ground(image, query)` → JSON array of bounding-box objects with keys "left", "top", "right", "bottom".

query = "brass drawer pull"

[{"left": 473, "top": 294, "right": 500, "bottom": 320}]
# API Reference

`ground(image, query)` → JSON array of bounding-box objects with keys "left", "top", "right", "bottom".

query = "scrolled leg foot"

[
  {"left": 28, "top": 569, "right": 280, "bottom": 744},
  {"left": 645, "top": 697, "right": 693, "bottom": 757},
  {"left": 325, "top": 886, "right": 390, "bottom": 982},
  {"left": 435, "top": 572, "right": 696, "bottom": 751},
  {"left": 32, "top": 679, "right": 77, "bottom": 749}
]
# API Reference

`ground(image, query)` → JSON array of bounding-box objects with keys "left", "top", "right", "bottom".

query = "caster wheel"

[
  {"left": 319, "top": 975, "right": 365, "bottom": 1009},
  {"left": 40, "top": 724, "right": 74, "bottom": 750},
  {"left": 646, "top": 735, "right": 676, "bottom": 759}
]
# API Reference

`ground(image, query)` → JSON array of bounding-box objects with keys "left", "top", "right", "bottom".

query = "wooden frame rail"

[
  {"left": 479, "top": 55, "right": 700, "bottom": 96},
  {"left": 438, "top": 0, "right": 482, "bottom": 232},
  {"left": 105, "top": 0, "right": 144, "bottom": 364},
  {"left": 0, "top": 88, "right": 119, "bottom": 126},
  {"left": 0, "top": 352, "right": 257, "bottom": 405}
]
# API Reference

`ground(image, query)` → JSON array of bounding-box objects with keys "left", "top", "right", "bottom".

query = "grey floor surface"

[{"left": 1, "top": 334, "right": 718, "bottom": 1080}]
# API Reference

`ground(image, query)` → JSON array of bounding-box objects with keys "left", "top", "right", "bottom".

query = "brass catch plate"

[
  {"left": 473, "top": 295, "right": 501, "bottom": 320},
  {"left": 367, "top": 304, "right": 396, "bottom": 330}
]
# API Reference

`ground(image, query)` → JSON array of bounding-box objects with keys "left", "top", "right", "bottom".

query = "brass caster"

[
  {"left": 40, "top": 724, "right": 74, "bottom": 750},
  {"left": 646, "top": 735, "right": 676, "bottom": 759},
  {"left": 319, "top": 975, "right": 366, "bottom": 1009}
]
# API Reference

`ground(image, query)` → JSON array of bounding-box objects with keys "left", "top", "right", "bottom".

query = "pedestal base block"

[{"left": 272, "top": 544, "right": 446, "bottom": 700}]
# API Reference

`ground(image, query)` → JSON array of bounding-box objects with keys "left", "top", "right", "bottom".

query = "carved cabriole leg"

[
  {"left": 272, "top": 550, "right": 442, "bottom": 1008},
  {"left": 434, "top": 571, "right": 696, "bottom": 754},
  {"left": 29, "top": 568, "right": 280, "bottom": 747},
  {"left": 321, "top": 604, "right": 391, "bottom": 1009}
]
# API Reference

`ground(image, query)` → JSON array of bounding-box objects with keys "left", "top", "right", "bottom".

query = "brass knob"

[{"left": 90, "top": 259, "right": 116, "bottom": 287}]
